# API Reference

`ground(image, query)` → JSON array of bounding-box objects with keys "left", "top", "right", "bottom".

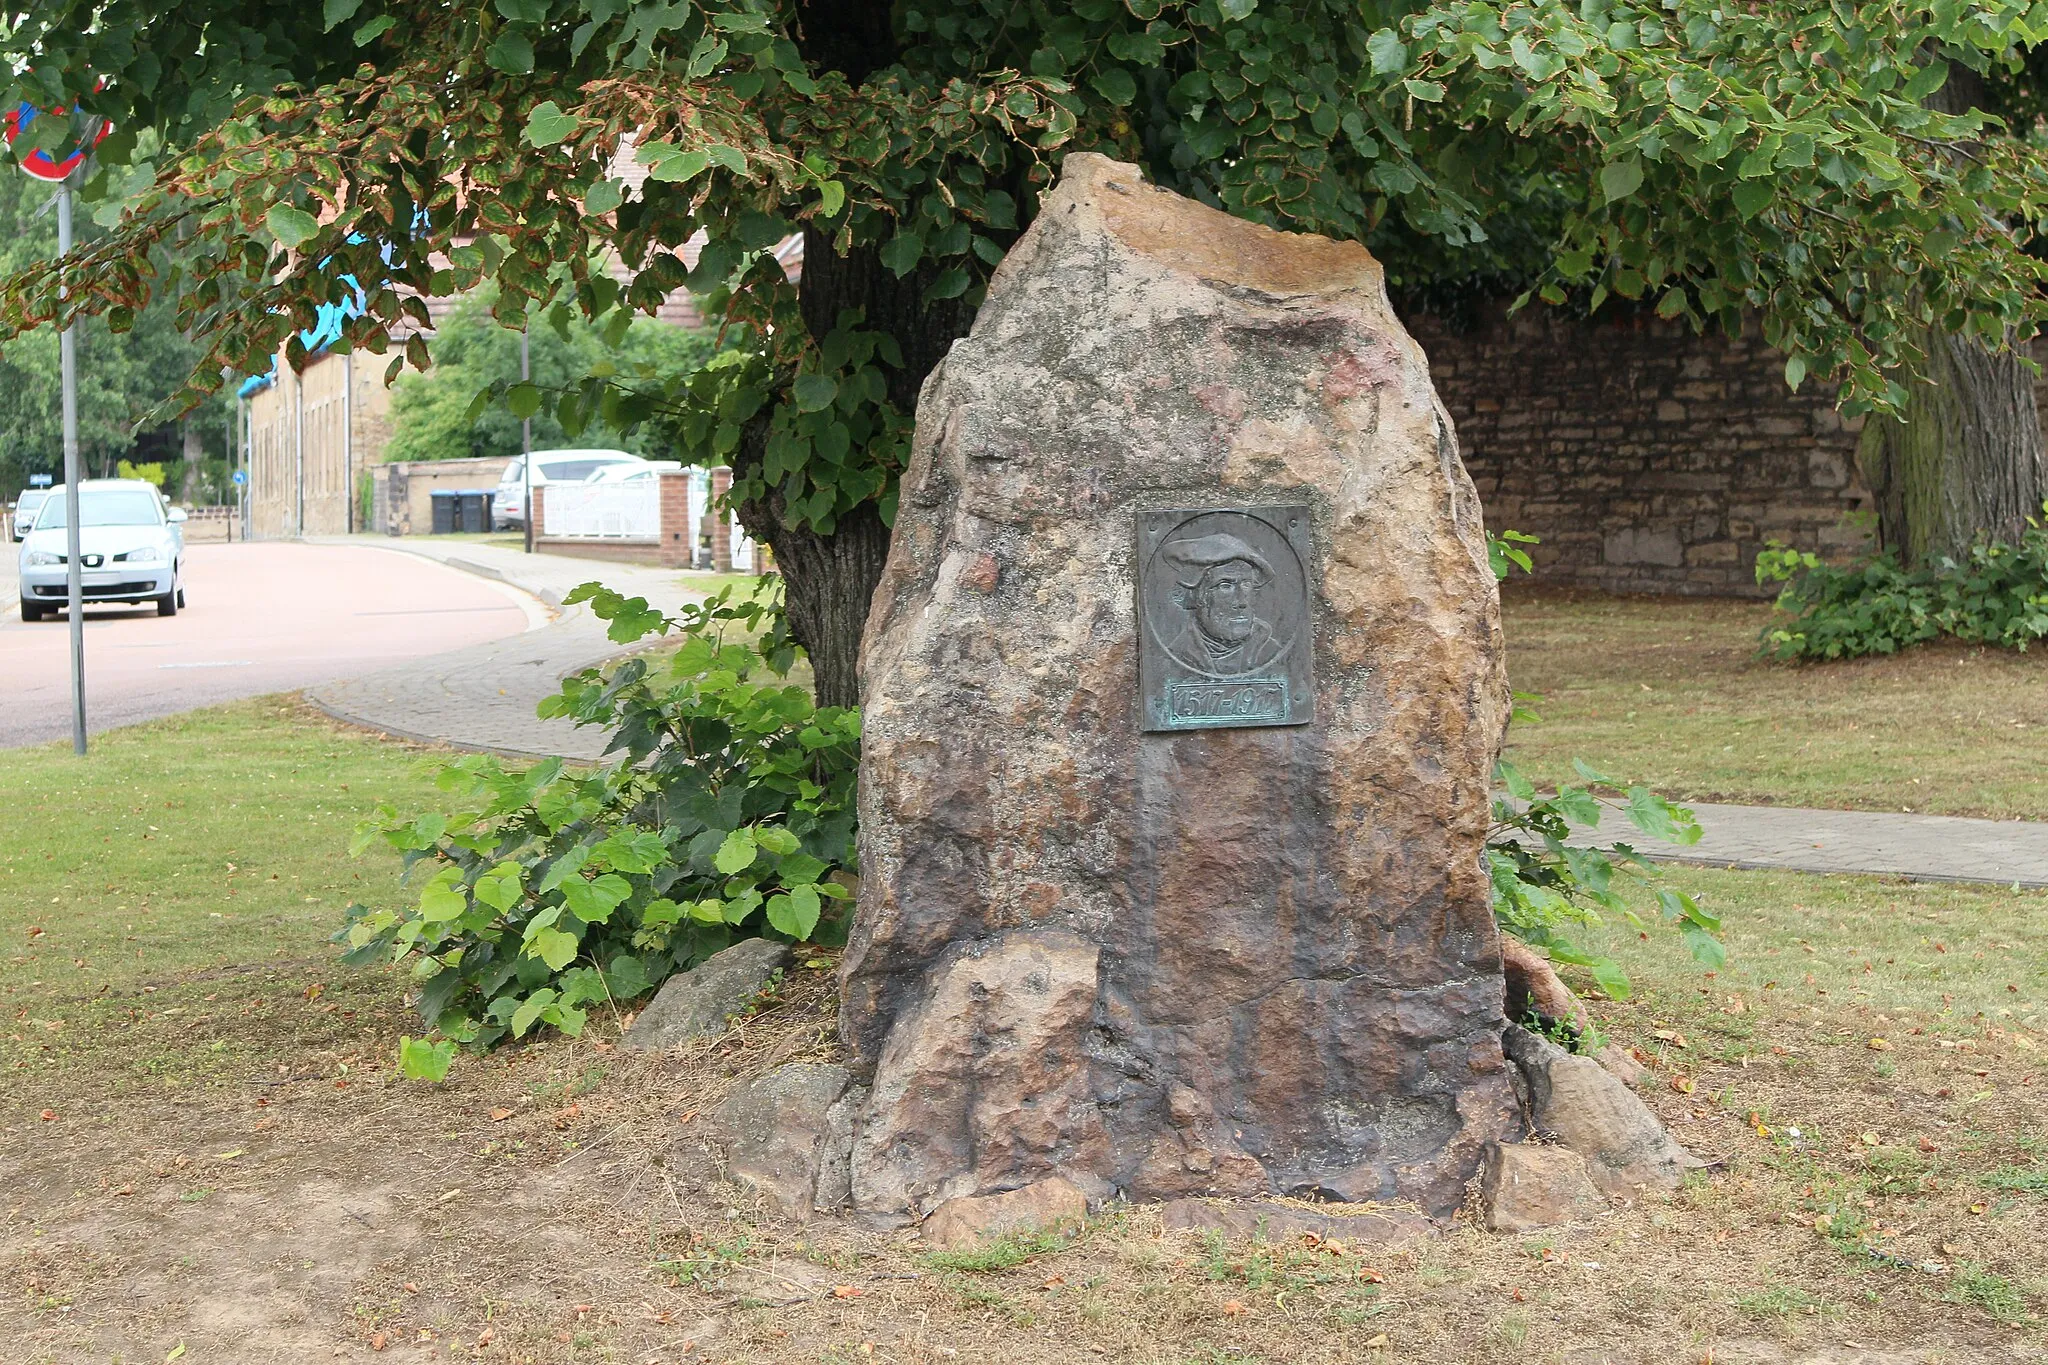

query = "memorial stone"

[{"left": 840, "top": 153, "right": 1519, "bottom": 1221}]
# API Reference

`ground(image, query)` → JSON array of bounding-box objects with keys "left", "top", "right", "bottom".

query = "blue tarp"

[{"left": 237, "top": 278, "right": 365, "bottom": 397}]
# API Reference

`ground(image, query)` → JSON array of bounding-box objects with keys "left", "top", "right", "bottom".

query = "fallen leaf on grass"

[
  {"left": 39, "top": 1110, "right": 56, "bottom": 1122},
  {"left": 476, "top": 1327, "right": 495, "bottom": 1346},
  {"left": 165, "top": 1346, "right": 187, "bottom": 1362},
  {"left": 1669, "top": 1076, "right": 1695, "bottom": 1095},
  {"left": 1220, "top": 1299, "right": 1248, "bottom": 1317},
  {"left": 488, "top": 1108, "right": 514, "bottom": 1122},
  {"left": 368, "top": 1332, "right": 388, "bottom": 1352},
  {"left": 831, "top": 1285, "right": 864, "bottom": 1299},
  {"left": 1365, "top": 1334, "right": 1389, "bottom": 1348},
  {"left": 214, "top": 1149, "right": 245, "bottom": 1161},
  {"left": 1867, "top": 1038, "right": 1894, "bottom": 1051},
  {"left": 1652, "top": 1028, "right": 1689, "bottom": 1048},
  {"left": 1357, "top": 1267, "right": 1385, "bottom": 1283}
]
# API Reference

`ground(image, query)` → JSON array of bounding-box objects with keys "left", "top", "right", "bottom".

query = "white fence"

[{"left": 542, "top": 482, "right": 659, "bottom": 540}]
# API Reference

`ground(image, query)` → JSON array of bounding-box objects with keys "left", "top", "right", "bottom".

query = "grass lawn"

[
  {"left": 2, "top": 703, "right": 2044, "bottom": 1362},
  {"left": 1501, "top": 587, "right": 2048, "bottom": 820}
]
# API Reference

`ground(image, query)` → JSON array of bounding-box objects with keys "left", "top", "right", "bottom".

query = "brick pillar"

[
  {"left": 530, "top": 484, "right": 546, "bottom": 543},
  {"left": 709, "top": 466, "right": 734, "bottom": 572},
  {"left": 657, "top": 470, "right": 693, "bottom": 567}
]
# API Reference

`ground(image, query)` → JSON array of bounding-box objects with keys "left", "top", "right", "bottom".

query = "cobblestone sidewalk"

[{"left": 310, "top": 538, "right": 2048, "bottom": 888}]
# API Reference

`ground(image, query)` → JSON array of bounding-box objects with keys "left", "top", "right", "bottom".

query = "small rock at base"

[
  {"left": 1479, "top": 1143, "right": 1606, "bottom": 1232},
  {"left": 621, "top": 939, "right": 791, "bottom": 1050},
  {"left": 710, "top": 1062, "right": 851, "bottom": 1220},
  {"left": 1157, "top": 1198, "right": 1433, "bottom": 1245},
  {"left": 921, "top": 1176, "right": 1089, "bottom": 1252},
  {"left": 1503, "top": 1024, "right": 1706, "bottom": 1197}
]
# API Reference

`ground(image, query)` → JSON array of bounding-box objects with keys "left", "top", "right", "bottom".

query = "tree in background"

[
  {"left": 0, "top": 154, "right": 211, "bottom": 500},
  {"left": 6, "top": 2, "right": 2048, "bottom": 702},
  {"left": 385, "top": 288, "right": 715, "bottom": 463}
]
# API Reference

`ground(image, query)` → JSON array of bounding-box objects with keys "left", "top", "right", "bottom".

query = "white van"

[{"left": 493, "top": 450, "right": 645, "bottom": 530}]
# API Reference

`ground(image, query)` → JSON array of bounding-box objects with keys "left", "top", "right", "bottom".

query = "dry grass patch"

[{"left": 1500, "top": 587, "right": 2048, "bottom": 819}]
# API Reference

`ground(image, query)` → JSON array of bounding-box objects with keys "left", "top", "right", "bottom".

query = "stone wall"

[{"left": 1409, "top": 304, "right": 1876, "bottom": 596}]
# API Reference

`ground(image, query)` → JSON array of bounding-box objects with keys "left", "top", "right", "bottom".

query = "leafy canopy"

[{"left": 7, "top": 0, "right": 2048, "bottom": 534}]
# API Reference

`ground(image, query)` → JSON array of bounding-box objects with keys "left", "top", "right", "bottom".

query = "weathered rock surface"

[
  {"left": 921, "top": 1176, "right": 1090, "bottom": 1252},
  {"left": 709, "top": 1062, "right": 854, "bottom": 1219},
  {"left": 1503, "top": 1025, "right": 1705, "bottom": 1197},
  {"left": 1477, "top": 1142, "right": 1606, "bottom": 1231},
  {"left": 842, "top": 152, "right": 1517, "bottom": 1219},
  {"left": 1157, "top": 1199, "right": 1433, "bottom": 1245},
  {"left": 623, "top": 939, "right": 789, "bottom": 1051}
]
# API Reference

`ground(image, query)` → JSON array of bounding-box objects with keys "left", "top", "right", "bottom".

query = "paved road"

[
  {"left": 303, "top": 537, "right": 711, "bottom": 760},
  {"left": 0, "top": 542, "right": 541, "bottom": 749}
]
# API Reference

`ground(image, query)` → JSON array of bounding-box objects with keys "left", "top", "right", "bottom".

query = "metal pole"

[
  {"left": 293, "top": 363, "right": 305, "bottom": 537},
  {"left": 521, "top": 327, "right": 533, "bottom": 553},
  {"left": 343, "top": 350, "right": 355, "bottom": 535},
  {"left": 56, "top": 181, "right": 85, "bottom": 755}
]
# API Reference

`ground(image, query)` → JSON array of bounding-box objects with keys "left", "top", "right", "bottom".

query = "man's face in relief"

[{"left": 1193, "top": 561, "right": 1265, "bottom": 645}]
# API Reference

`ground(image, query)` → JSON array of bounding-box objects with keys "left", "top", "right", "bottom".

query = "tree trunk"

[
  {"left": 1860, "top": 329, "right": 2047, "bottom": 564},
  {"left": 1857, "top": 65, "right": 2048, "bottom": 565},
  {"left": 729, "top": 230, "right": 976, "bottom": 708},
  {"left": 711, "top": 6, "right": 984, "bottom": 708},
  {"left": 178, "top": 418, "right": 203, "bottom": 505}
]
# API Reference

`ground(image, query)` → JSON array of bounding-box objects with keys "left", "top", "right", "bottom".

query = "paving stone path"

[
  {"left": 304, "top": 537, "right": 710, "bottom": 762},
  {"left": 308, "top": 537, "right": 2048, "bottom": 889}
]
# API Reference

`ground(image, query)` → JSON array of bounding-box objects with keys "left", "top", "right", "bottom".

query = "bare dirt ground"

[{"left": 3, "top": 943, "right": 2043, "bottom": 1365}]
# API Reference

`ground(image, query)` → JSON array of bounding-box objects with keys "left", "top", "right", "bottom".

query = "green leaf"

[
  {"left": 474, "top": 862, "right": 524, "bottom": 912},
  {"left": 766, "top": 883, "right": 822, "bottom": 940},
  {"left": 1403, "top": 79, "right": 1445, "bottom": 102},
  {"left": 705, "top": 144, "right": 748, "bottom": 175},
  {"left": 397, "top": 1035, "right": 455, "bottom": 1082},
  {"left": 265, "top": 204, "right": 320, "bottom": 251},
  {"left": 1367, "top": 29, "right": 1408, "bottom": 75},
  {"left": 1496, "top": 759, "right": 1537, "bottom": 802},
  {"left": 714, "top": 828, "right": 758, "bottom": 875},
  {"left": 528, "top": 927, "right": 580, "bottom": 971},
  {"left": 562, "top": 873, "right": 632, "bottom": 923},
  {"left": 792, "top": 374, "right": 838, "bottom": 413},
  {"left": 506, "top": 382, "right": 542, "bottom": 419},
  {"left": 605, "top": 954, "right": 653, "bottom": 999},
  {"left": 323, "top": 0, "right": 364, "bottom": 31},
  {"left": 494, "top": 0, "right": 546, "bottom": 19},
  {"left": 879, "top": 233, "right": 923, "bottom": 277},
  {"left": 486, "top": 31, "right": 535, "bottom": 73},
  {"left": 1599, "top": 158, "right": 1644, "bottom": 203},
  {"left": 818, "top": 180, "right": 846, "bottom": 218},
  {"left": 1587, "top": 958, "right": 1633, "bottom": 1001},
  {"left": 755, "top": 825, "right": 800, "bottom": 856},
  {"left": 584, "top": 179, "right": 623, "bottom": 215},
  {"left": 1624, "top": 786, "right": 1697, "bottom": 843},
  {"left": 1569, "top": 758, "right": 1614, "bottom": 785},
  {"left": 510, "top": 989, "right": 557, "bottom": 1038},
  {"left": 1731, "top": 179, "right": 1773, "bottom": 221},
  {"left": 1092, "top": 68, "right": 1138, "bottom": 106},
  {"left": 419, "top": 871, "right": 467, "bottom": 923},
  {"left": 1680, "top": 924, "right": 1728, "bottom": 969},
  {"left": 1784, "top": 354, "right": 1808, "bottom": 390},
  {"left": 353, "top": 15, "right": 396, "bottom": 43},
  {"left": 524, "top": 101, "right": 579, "bottom": 148}
]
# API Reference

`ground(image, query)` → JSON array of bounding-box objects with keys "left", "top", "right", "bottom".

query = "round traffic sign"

[{"left": 5, "top": 97, "right": 111, "bottom": 183}]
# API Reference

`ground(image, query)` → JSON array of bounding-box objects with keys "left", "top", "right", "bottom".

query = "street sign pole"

[
  {"left": 521, "top": 326, "right": 533, "bottom": 554},
  {"left": 56, "top": 176, "right": 85, "bottom": 755}
]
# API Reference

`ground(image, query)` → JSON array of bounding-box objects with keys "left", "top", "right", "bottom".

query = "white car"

[
  {"left": 18, "top": 480, "right": 187, "bottom": 621},
  {"left": 9, "top": 488, "right": 51, "bottom": 541},
  {"left": 493, "top": 450, "right": 646, "bottom": 530},
  {"left": 584, "top": 460, "right": 684, "bottom": 484}
]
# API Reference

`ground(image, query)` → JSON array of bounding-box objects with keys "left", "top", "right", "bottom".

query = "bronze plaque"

[{"left": 1137, "top": 505, "right": 1314, "bottom": 732}]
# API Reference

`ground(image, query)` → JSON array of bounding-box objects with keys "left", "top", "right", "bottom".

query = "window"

[
  {"left": 32, "top": 489, "right": 165, "bottom": 529},
  {"left": 541, "top": 458, "right": 635, "bottom": 482}
]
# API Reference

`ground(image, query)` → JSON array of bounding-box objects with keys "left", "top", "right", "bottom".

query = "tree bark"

[
  {"left": 1858, "top": 64, "right": 2048, "bottom": 565},
  {"left": 1860, "top": 329, "right": 2047, "bottom": 563}
]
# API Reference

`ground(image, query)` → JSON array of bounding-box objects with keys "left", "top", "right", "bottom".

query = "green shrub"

[
  {"left": 1486, "top": 530, "right": 1724, "bottom": 1001},
  {"left": 339, "top": 583, "right": 858, "bottom": 1061},
  {"left": 1755, "top": 508, "right": 2048, "bottom": 661}
]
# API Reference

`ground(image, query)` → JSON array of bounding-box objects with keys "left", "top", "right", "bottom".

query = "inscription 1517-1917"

[{"left": 1137, "top": 505, "right": 1314, "bottom": 732}]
